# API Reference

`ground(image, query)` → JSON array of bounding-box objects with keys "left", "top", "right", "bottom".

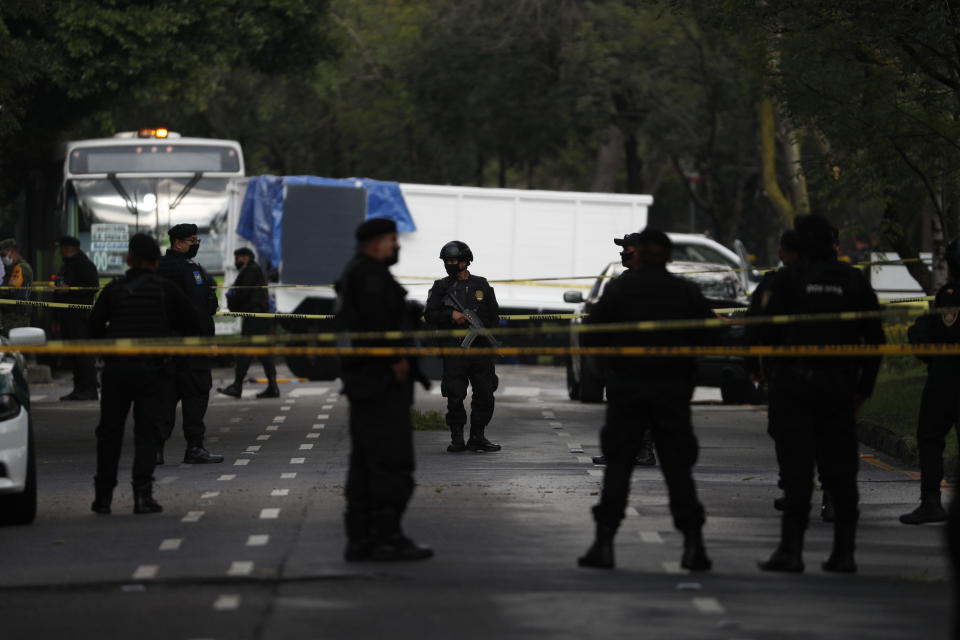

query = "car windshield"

[{"left": 594, "top": 262, "right": 744, "bottom": 303}]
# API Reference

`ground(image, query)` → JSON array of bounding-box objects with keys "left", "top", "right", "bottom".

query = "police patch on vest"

[
  {"left": 475, "top": 289, "right": 484, "bottom": 302},
  {"left": 193, "top": 270, "right": 203, "bottom": 285},
  {"left": 943, "top": 311, "right": 958, "bottom": 327}
]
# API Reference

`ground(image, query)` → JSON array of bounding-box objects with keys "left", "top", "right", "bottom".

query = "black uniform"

[
  {"left": 55, "top": 250, "right": 99, "bottom": 396},
  {"left": 88, "top": 268, "right": 199, "bottom": 491},
  {"left": 585, "top": 264, "right": 716, "bottom": 533},
  {"left": 907, "top": 283, "right": 960, "bottom": 496},
  {"left": 226, "top": 259, "right": 276, "bottom": 385},
  {"left": 157, "top": 249, "right": 218, "bottom": 447},
  {"left": 425, "top": 274, "right": 500, "bottom": 438},
  {"left": 336, "top": 252, "right": 418, "bottom": 546},
  {"left": 753, "top": 256, "right": 884, "bottom": 570}
]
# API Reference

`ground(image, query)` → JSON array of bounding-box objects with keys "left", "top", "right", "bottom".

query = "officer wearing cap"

[
  {"left": 89, "top": 233, "right": 201, "bottom": 515},
  {"left": 217, "top": 247, "right": 279, "bottom": 400},
  {"left": 752, "top": 214, "right": 884, "bottom": 574},
  {"left": 335, "top": 217, "right": 432, "bottom": 562},
  {"left": 899, "top": 237, "right": 960, "bottom": 525},
  {"left": 0, "top": 238, "right": 33, "bottom": 335},
  {"left": 156, "top": 223, "right": 223, "bottom": 464},
  {"left": 54, "top": 235, "right": 100, "bottom": 401},
  {"left": 425, "top": 241, "right": 501, "bottom": 453},
  {"left": 578, "top": 227, "right": 715, "bottom": 572}
]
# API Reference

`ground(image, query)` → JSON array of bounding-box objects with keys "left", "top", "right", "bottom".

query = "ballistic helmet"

[{"left": 439, "top": 241, "right": 473, "bottom": 263}]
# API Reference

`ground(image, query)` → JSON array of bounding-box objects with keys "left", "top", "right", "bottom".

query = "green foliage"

[{"left": 411, "top": 408, "right": 446, "bottom": 431}]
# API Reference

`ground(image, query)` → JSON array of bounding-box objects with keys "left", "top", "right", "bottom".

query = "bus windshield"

[{"left": 69, "top": 144, "right": 241, "bottom": 174}]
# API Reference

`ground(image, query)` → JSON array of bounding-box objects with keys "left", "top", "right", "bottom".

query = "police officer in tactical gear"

[
  {"left": 89, "top": 234, "right": 201, "bottom": 515},
  {"left": 578, "top": 228, "right": 715, "bottom": 572},
  {"left": 54, "top": 235, "right": 100, "bottom": 401},
  {"left": 217, "top": 247, "right": 279, "bottom": 399},
  {"left": 425, "top": 240, "right": 501, "bottom": 453},
  {"left": 157, "top": 223, "right": 224, "bottom": 465},
  {"left": 749, "top": 229, "right": 833, "bottom": 521},
  {"left": 899, "top": 237, "right": 960, "bottom": 525},
  {"left": 751, "top": 214, "right": 884, "bottom": 574},
  {"left": 336, "top": 218, "right": 433, "bottom": 562}
]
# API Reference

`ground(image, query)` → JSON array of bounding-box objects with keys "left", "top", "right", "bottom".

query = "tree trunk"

[
  {"left": 623, "top": 130, "right": 643, "bottom": 194},
  {"left": 758, "top": 97, "right": 794, "bottom": 227},
  {"left": 590, "top": 126, "right": 623, "bottom": 192}
]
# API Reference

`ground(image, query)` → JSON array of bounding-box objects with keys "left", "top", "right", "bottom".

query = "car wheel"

[
  {"left": 719, "top": 369, "right": 753, "bottom": 405},
  {"left": 579, "top": 365, "right": 605, "bottom": 404},
  {"left": 566, "top": 357, "right": 581, "bottom": 401},
  {"left": 0, "top": 421, "right": 37, "bottom": 526}
]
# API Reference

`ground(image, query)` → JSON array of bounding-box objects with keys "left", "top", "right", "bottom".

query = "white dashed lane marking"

[
  {"left": 260, "top": 508, "right": 281, "bottom": 519},
  {"left": 288, "top": 387, "right": 329, "bottom": 397},
  {"left": 316, "top": 414, "right": 330, "bottom": 420},
  {"left": 639, "top": 531, "right": 664, "bottom": 543},
  {"left": 229, "top": 417, "right": 241, "bottom": 423},
  {"left": 312, "top": 424, "right": 325, "bottom": 430},
  {"left": 157, "top": 476, "right": 178, "bottom": 485},
  {"left": 272, "top": 416, "right": 286, "bottom": 423},
  {"left": 692, "top": 597, "right": 726, "bottom": 614},
  {"left": 280, "top": 406, "right": 291, "bottom": 411},
  {"left": 234, "top": 459, "right": 250, "bottom": 466},
  {"left": 306, "top": 433, "right": 320, "bottom": 439},
  {"left": 542, "top": 411, "right": 556, "bottom": 419},
  {"left": 182, "top": 511, "right": 205, "bottom": 523},
  {"left": 201, "top": 491, "right": 220, "bottom": 499},
  {"left": 281, "top": 472, "right": 297, "bottom": 479},
  {"left": 266, "top": 425, "right": 280, "bottom": 432},
  {"left": 299, "top": 444, "right": 314, "bottom": 451},
  {"left": 321, "top": 404, "right": 333, "bottom": 410},
  {"left": 227, "top": 561, "right": 254, "bottom": 577},
  {"left": 217, "top": 474, "right": 237, "bottom": 481},
  {"left": 284, "top": 399, "right": 296, "bottom": 404},
  {"left": 257, "top": 435, "right": 271, "bottom": 441},
  {"left": 271, "top": 489, "right": 290, "bottom": 497},
  {"left": 213, "top": 594, "right": 241, "bottom": 611},
  {"left": 567, "top": 443, "right": 585, "bottom": 453},
  {"left": 290, "top": 458, "right": 306, "bottom": 465},
  {"left": 577, "top": 456, "right": 593, "bottom": 464},
  {"left": 132, "top": 565, "right": 158, "bottom": 580},
  {"left": 549, "top": 422, "right": 563, "bottom": 429},
  {"left": 555, "top": 431, "right": 570, "bottom": 438},
  {"left": 219, "top": 427, "right": 232, "bottom": 433},
  {"left": 245, "top": 445, "right": 262, "bottom": 453},
  {"left": 246, "top": 534, "right": 270, "bottom": 547},
  {"left": 587, "top": 469, "right": 603, "bottom": 477},
  {"left": 159, "top": 538, "right": 182, "bottom": 551}
]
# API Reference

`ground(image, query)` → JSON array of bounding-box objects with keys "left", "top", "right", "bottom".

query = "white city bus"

[{"left": 62, "top": 128, "right": 245, "bottom": 274}]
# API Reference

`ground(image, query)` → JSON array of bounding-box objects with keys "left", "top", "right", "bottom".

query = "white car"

[
  {"left": 668, "top": 233, "right": 760, "bottom": 293},
  {"left": 0, "top": 327, "right": 46, "bottom": 525}
]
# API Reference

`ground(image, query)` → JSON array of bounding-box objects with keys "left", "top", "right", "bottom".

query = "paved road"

[{"left": 0, "top": 365, "right": 952, "bottom": 639}]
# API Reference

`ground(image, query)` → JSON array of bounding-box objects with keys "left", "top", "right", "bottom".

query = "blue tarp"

[{"left": 236, "top": 175, "right": 416, "bottom": 268}]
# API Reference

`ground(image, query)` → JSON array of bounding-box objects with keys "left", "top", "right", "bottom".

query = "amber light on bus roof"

[{"left": 137, "top": 128, "right": 169, "bottom": 139}]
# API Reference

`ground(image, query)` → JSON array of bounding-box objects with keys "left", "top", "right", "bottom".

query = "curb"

[{"left": 857, "top": 419, "right": 959, "bottom": 479}]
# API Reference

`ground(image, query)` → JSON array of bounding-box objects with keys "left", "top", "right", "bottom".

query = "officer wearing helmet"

[
  {"left": 425, "top": 241, "right": 502, "bottom": 453},
  {"left": 899, "top": 237, "right": 960, "bottom": 525}
]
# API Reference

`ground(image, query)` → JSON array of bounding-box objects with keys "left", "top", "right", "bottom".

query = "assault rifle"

[{"left": 445, "top": 290, "right": 501, "bottom": 349}]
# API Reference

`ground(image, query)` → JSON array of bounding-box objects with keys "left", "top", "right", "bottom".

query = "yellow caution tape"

[{"left": 5, "top": 343, "right": 960, "bottom": 358}]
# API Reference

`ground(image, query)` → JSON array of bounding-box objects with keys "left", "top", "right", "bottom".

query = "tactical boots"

[
  {"left": 257, "top": 381, "right": 280, "bottom": 399},
  {"left": 466, "top": 426, "right": 501, "bottom": 452},
  {"left": 447, "top": 427, "right": 467, "bottom": 453},
  {"left": 368, "top": 509, "right": 433, "bottom": 562},
  {"left": 217, "top": 381, "right": 243, "bottom": 398},
  {"left": 343, "top": 511, "right": 374, "bottom": 562},
  {"left": 822, "top": 521, "right": 857, "bottom": 573},
  {"left": 899, "top": 490, "right": 948, "bottom": 525},
  {"left": 680, "top": 528, "right": 712, "bottom": 571},
  {"left": 759, "top": 515, "right": 806, "bottom": 573},
  {"left": 578, "top": 523, "right": 617, "bottom": 569},
  {"left": 91, "top": 481, "right": 115, "bottom": 515},
  {"left": 132, "top": 482, "right": 162, "bottom": 514},
  {"left": 184, "top": 445, "right": 225, "bottom": 464}
]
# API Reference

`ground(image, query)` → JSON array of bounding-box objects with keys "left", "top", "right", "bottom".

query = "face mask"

[
  {"left": 444, "top": 263, "right": 462, "bottom": 277},
  {"left": 234, "top": 261, "right": 245, "bottom": 271},
  {"left": 185, "top": 243, "right": 200, "bottom": 259},
  {"left": 1, "top": 256, "right": 11, "bottom": 267},
  {"left": 385, "top": 248, "right": 399, "bottom": 266},
  {"left": 619, "top": 250, "right": 632, "bottom": 267}
]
